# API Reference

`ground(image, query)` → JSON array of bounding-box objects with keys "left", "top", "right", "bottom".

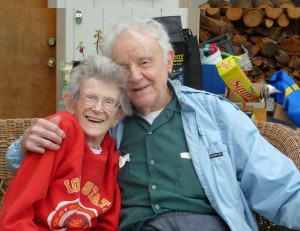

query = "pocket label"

[
  {"left": 180, "top": 152, "right": 191, "bottom": 159},
  {"left": 210, "top": 153, "right": 223, "bottom": 159}
]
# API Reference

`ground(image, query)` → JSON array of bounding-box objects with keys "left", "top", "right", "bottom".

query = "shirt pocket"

[
  {"left": 174, "top": 157, "right": 204, "bottom": 198},
  {"left": 204, "top": 144, "right": 242, "bottom": 211},
  {"left": 118, "top": 158, "right": 136, "bottom": 200},
  {"left": 206, "top": 144, "right": 236, "bottom": 172}
]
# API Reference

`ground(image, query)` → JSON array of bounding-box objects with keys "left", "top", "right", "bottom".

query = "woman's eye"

[
  {"left": 87, "top": 95, "right": 96, "bottom": 100},
  {"left": 105, "top": 99, "right": 114, "bottom": 104}
]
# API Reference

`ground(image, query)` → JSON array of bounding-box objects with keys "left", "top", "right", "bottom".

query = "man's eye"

[{"left": 141, "top": 58, "right": 152, "bottom": 66}]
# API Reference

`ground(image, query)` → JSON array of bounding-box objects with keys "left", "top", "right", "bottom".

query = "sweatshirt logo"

[
  {"left": 47, "top": 199, "right": 96, "bottom": 229},
  {"left": 47, "top": 178, "right": 112, "bottom": 229},
  {"left": 64, "top": 178, "right": 111, "bottom": 209}
]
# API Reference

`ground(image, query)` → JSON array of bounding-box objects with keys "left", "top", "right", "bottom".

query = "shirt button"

[
  {"left": 152, "top": 185, "right": 156, "bottom": 190},
  {"left": 155, "top": 204, "right": 160, "bottom": 210},
  {"left": 148, "top": 131, "right": 152, "bottom": 135},
  {"left": 150, "top": 160, "right": 155, "bottom": 165}
]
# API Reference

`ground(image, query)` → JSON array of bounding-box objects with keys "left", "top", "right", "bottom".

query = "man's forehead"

[{"left": 112, "top": 41, "right": 153, "bottom": 61}]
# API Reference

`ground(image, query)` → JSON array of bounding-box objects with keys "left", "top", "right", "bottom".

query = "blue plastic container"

[{"left": 201, "top": 64, "right": 226, "bottom": 94}]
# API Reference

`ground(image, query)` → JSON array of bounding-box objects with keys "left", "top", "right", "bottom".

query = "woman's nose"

[{"left": 92, "top": 100, "right": 104, "bottom": 112}]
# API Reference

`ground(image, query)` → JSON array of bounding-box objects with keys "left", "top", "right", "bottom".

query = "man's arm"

[
  {"left": 6, "top": 137, "right": 25, "bottom": 173},
  {"left": 5, "top": 115, "right": 66, "bottom": 173}
]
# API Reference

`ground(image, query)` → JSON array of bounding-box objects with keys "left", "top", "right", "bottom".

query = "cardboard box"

[
  {"left": 270, "top": 102, "right": 295, "bottom": 125},
  {"left": 226, "top": 83, "right": 267, "bottom": 122},
  {"left": 216, "top": 56, "right": 260, "bottom": 102}
]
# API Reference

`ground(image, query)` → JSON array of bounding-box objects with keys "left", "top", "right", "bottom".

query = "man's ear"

[{"left": 167, "top": 49, "right": 175, "bottom": 74}]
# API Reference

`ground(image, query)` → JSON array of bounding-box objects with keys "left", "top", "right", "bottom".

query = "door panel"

[
  {"left": 0, "top": 1, "right": 56, "bottom": 118},
  {"left": 0, "top": 0, "right": 46, "bottom": 8}
]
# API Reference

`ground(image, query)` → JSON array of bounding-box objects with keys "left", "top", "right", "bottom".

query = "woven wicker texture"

[
  {"left": 253, "top": 121, "right": 300, "bottom": 231},
  {"left": 0, "top": 119, "right": 299, "bottom": 230},
  {"left": 0, "top": 118, "right": 37, "bottom": 209}
]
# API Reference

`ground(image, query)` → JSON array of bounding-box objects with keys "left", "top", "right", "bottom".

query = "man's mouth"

[{"left": 132, "top": 85, "right": 148, "bottom": 92}]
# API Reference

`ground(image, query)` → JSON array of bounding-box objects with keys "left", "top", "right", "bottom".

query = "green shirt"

[{"left": 118, "top": 93, "right": 215, "bottom": 231}]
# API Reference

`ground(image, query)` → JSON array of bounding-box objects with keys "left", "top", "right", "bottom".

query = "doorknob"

[
  {"left": 47, "top": 58, "right": 56, "bottom": 68},
  {"left": 48, "top": 38, "right": 56, "bottom": 46}
]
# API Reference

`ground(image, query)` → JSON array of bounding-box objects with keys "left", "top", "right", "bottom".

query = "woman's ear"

[
  {"left": 113, "top": 110, "right": 126, "bottom": 127},
  {"left": 63, "top": 92, "right": 75, "bottom": 114}
]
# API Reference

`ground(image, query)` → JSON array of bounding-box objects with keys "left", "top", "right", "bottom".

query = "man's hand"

[{"left": 20, "top": 115, "right": 66, "bottom": 154}]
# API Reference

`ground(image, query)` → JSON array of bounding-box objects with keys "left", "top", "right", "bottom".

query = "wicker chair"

[
  {"left": 252, "top": 121, "right": 300, "bottom": 231},
  {"left": 0, "top": 118, "right": 38, "bottom": 209},
  {"left": 0, "top": 119, "right": 299, "bottom": 230}
]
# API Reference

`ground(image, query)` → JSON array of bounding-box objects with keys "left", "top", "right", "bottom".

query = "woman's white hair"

[{"left": 65, "top": 55, "right": 132, "bottom": 116}]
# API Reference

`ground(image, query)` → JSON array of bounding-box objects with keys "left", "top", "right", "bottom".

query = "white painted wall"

[
  {"left": 48, "top": 0, "right": 202, "bottom": 109},
  {"left": 68, "top": 7, "right": 191, "bottom": 61}
]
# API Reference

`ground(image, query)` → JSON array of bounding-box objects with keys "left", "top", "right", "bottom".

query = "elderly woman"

[{"left": 0, "top": 55, "right": 132, "bottom": 230}]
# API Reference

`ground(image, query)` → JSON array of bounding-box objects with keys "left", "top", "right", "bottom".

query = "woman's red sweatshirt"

[{"left": 0, "top": 111, "right": 121, "bottom": 230}]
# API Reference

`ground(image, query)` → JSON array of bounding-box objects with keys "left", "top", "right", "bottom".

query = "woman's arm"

[{"left": 1, "top": 151, "right": 57, "bottom": 230}]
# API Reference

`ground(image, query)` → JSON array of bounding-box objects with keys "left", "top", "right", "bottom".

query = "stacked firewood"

[{"left": 199, "top": 0, "right": 300, "bottom": 86}]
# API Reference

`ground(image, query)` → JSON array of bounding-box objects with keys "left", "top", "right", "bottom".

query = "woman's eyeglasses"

[{"left": 79, "top": 91, "right": 120, "bottom": 112}]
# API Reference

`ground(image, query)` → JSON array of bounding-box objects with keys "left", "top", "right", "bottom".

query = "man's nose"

[{"left": 129, "top": 65, "right": 142, "bottom": 81}]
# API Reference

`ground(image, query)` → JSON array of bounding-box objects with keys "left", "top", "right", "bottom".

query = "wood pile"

[{"left": 199, "top": 0, "right": 300, "bottom": 86}]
